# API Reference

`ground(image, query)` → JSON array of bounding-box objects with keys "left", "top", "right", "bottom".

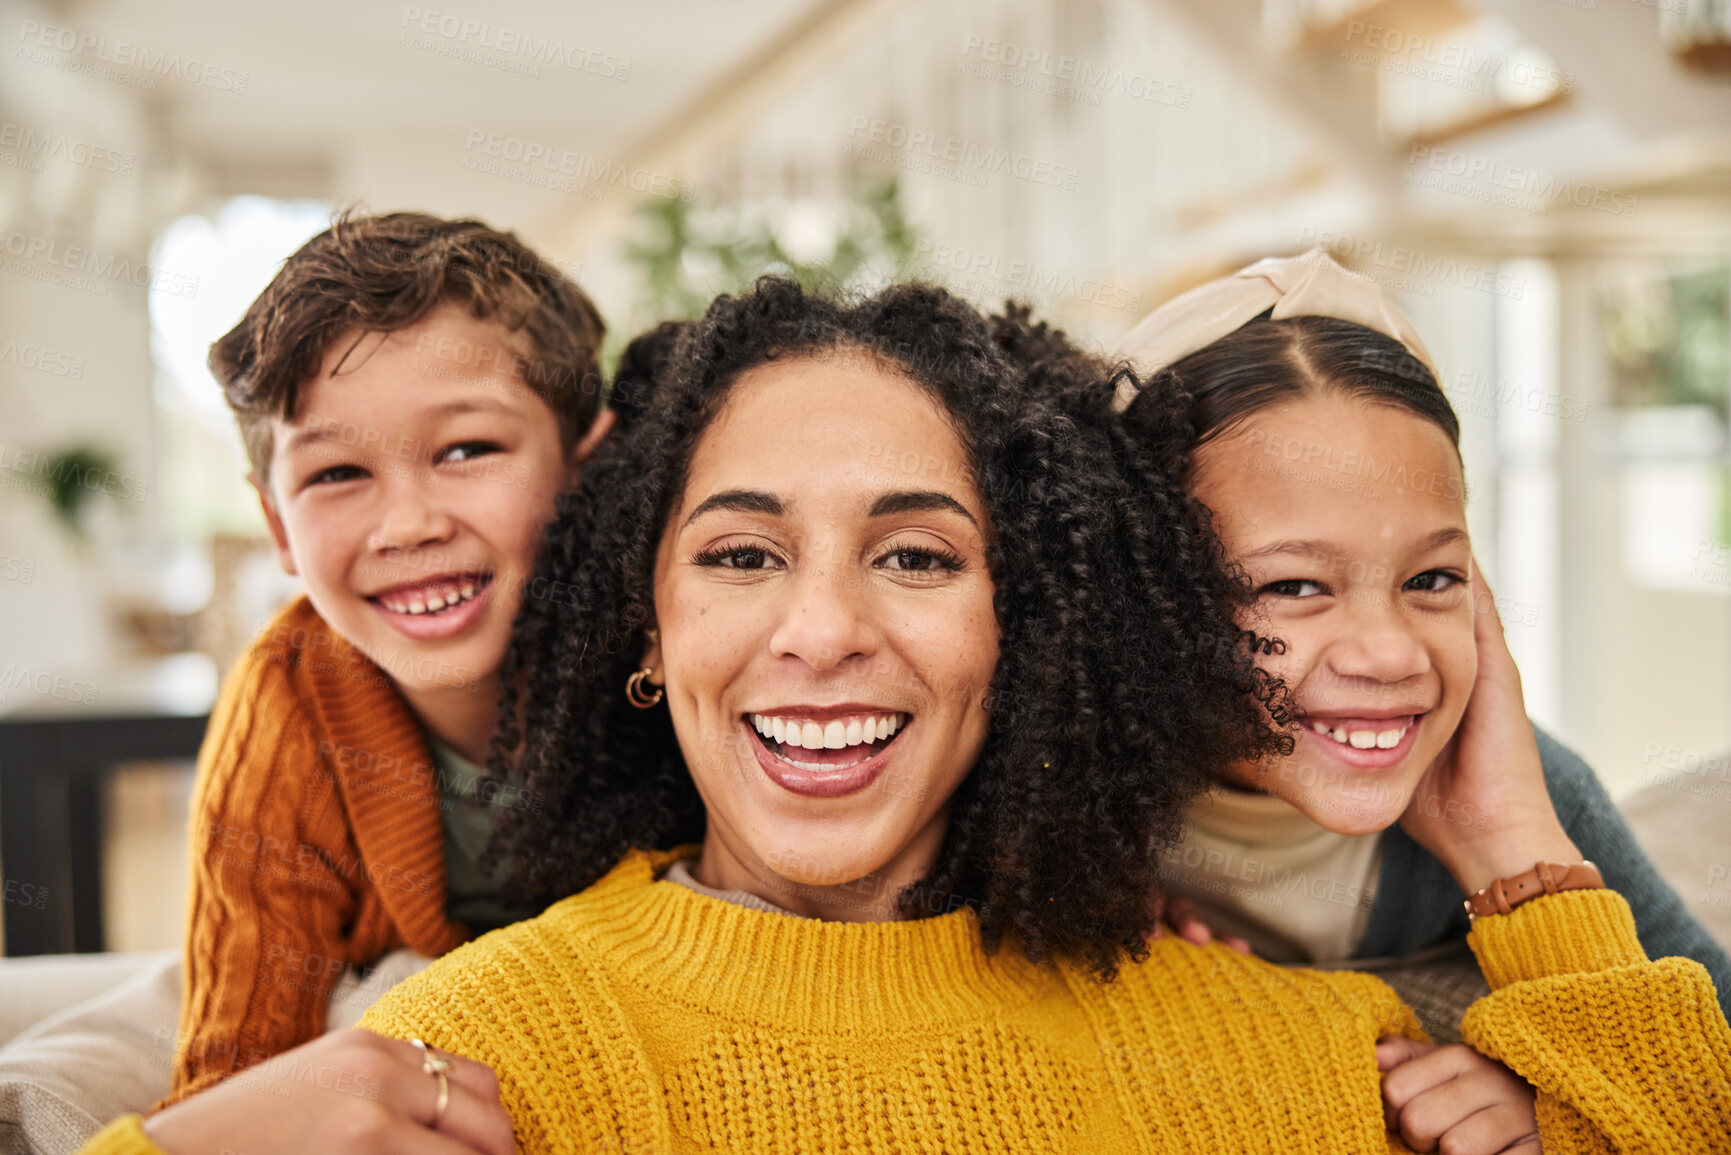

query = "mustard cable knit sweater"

[{"left": 87, "top": 847, "right": 1731, "bottom": 1154}]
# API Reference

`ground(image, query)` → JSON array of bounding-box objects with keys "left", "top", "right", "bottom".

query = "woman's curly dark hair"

[{"left": 487, "top": 278, "right": 1290, "bottom": 979}]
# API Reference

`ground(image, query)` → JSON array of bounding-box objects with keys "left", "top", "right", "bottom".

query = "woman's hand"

[
  {"left": 1397, "top": 561, "right": 1581, "bottom": 896},
  {"left": 1377, "top": 1036, "right": 1540, "bottom": 1154},
  {"left": 1147, "top": 894, "right": 1251, "bottom": 953},
  {"left": 144, "top": 1029, "right": 519, "bottom": 1155}
]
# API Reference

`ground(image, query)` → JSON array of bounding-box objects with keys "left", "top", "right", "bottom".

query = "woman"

[{"left": 97, "top": 279, "right": 1731, "bottom": 1154}]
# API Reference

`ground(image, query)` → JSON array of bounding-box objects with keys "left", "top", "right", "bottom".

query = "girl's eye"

[
  {"left": 1259, "top": 579, "right": 1327, "bottom": 599},
  {"left": 305, "top": 464, "right": 368, "bottom": 487},
  {"left": 876, "top": 546, "right": 964, "bottom": 573},
  {"left": 692, "top": 545, "right": 784, "bottom": 570},
  {"left": 1405, "top": 569, "right": 1464, "bottom": 593},
  {"left": 438, "top": 441, "right": 503, "bottom": 464}
]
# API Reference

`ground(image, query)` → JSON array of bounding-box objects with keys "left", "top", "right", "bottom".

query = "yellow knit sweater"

[{"left": 86, "top": 848, "right": 1731, "bottom": 1154}]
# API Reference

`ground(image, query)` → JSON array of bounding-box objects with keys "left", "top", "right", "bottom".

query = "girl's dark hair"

[
  {"left": 488, "top": 278, "right": 1288, "bottom": 979},
  {"left": 1131, "top": 313, "right": 1459, "bottom": 457}
]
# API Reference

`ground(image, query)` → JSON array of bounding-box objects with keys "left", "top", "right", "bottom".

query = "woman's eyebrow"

[
  {"left": 869, "top": 490, "right": 978, "bottom": 529},
  {"left": 683, "top": 489, "right": 784, "bottom": 528}
]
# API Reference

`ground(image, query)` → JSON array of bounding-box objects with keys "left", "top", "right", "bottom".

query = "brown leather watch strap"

[{"left": 1463, "top": 861, "right": 1605, "bottom": 921}]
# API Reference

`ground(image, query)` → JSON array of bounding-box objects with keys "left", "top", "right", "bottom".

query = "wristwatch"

[{"left": 1463, "top": 860, "right": 1604, "bottom": 921}]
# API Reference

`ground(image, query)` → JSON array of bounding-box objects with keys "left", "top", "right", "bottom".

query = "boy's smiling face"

[{"left": 256, "top": 301, "right": 609, "bottom": 737}]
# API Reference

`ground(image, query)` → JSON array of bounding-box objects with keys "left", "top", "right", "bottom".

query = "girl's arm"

[
  {"left": 1357, "top": 725, "right": 1731, "bottom": 1021},
  {"left": 1532, "top": 724, "right": 1731, "bottom": 1017}
]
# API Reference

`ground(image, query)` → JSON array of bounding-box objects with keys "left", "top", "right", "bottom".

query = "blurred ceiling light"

[{"left": 1662, "top": 1, "right": 1731, "bottom": 73}]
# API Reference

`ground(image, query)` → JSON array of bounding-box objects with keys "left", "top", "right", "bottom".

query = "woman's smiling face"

[{"left": 647, "top": 352, "right": 1000, "bottom": 917}]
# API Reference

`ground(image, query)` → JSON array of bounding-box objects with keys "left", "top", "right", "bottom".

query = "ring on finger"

[{"left": 410, "top": 1038, "right": 453, "bottom": 1125}]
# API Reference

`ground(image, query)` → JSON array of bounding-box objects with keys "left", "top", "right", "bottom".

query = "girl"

[
  {"left": 96, "top": 279, "right": 1731, "bottom": 1155},
  {"left": 1097, "top": 249, "right": 1731, "bottom": 1012}
]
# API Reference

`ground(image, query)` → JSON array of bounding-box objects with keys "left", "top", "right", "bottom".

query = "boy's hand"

[
  {"left": 1376, "top": 1036, "right": 1540, "bottom": 1154},
  {"left": 1146, "top": 894, "right": 1252, "bottom": 953}
]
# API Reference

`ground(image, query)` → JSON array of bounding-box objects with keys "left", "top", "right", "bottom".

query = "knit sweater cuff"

[
  {"left": 76, "top": 1115, "right": 164, "bottom": 1155},
  {"left": 1468, "top": 888, "right": 1647, "bottom": 989}
]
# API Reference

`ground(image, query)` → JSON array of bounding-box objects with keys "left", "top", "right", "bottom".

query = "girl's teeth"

[{"left": 1310, "top": 720, "right": 1411, "bottom": 749}]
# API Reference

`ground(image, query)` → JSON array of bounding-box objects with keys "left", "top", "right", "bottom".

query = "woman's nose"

[{"left": 767, "top": 558, "right": 876, "bottom": 672}]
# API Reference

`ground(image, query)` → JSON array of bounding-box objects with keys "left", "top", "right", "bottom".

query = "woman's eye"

[
  {"left": 1404, "top": 569, "right": 1463, "bottom": 593},
  {"left": 877, "top": 547, "right": 964, "bottom": 573},
  {"left": 1259, "top": 579, "right": 1326, "bottom": 599},
  {"left": 305, "top": 464, "right": 368, "bottom": 487},
  {"left": 438, "top": 441, "right": 503, "bottom": 464},
  {"left": 693, "top": 546, "right": 783, "bottom": 570}
]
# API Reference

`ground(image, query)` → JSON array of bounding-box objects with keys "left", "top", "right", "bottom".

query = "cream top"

[{"left": 1159, "top": 787, "right": 1384, "bottom": 963}]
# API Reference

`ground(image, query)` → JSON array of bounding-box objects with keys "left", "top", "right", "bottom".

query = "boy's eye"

[
  {"left": 1259, "top": 579, "right": 1327, "bottom": 599},
  {"left": 1404, "top": 569, "right": 1464, "bottom": 593},
  {"left": 305, "top": 464, "right": 368, "bottom": 487},
  {"left": 438, "top": 441, "right": 503, "bottom": 464}
]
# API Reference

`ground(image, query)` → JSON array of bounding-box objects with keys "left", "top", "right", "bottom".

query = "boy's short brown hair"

[{"left": 211, "top": 210, "right": 606, "bottom": 481}]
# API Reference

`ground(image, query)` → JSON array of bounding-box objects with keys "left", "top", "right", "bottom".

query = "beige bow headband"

[{"left": 1108, "top": 247, "right": 1437, "bottom": 413}]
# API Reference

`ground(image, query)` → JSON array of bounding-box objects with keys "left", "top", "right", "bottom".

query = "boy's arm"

[
  {"left": 168, "top": 669, "right": 359, "bottom": 1103},
  {"left": 1533, "top": 723, "right": 1731, "bottom": 1016},
  {"left": 1462, "top": 889, "right": 1731, "bottom": 1154}
]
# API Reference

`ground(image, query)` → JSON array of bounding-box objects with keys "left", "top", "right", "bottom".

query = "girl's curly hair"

[{"left": 488, "top": 278, "right": 1291, "bottom": 979}]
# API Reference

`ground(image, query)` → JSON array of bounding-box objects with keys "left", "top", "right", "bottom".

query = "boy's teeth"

[
  {"left": 1375, "top": 729, "right": 1403, "bottom": 749},
  {"left": 1348, "top": 731, "right": 1377, "bottom": 749},
  {"left": 380, "top": 580, "right": 482, "bottom": 615},
  {"left": 750, "top": 712, "right": 905, "bottom": 752}
]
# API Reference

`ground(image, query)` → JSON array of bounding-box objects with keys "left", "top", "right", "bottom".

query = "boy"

[{"left": 170, "top": 210, "right": 613, "bottom": 1100}]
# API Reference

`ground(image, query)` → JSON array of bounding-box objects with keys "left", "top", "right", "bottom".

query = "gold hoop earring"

[{"left": 625, "top": 668, "right": 664, "bottom": 708}]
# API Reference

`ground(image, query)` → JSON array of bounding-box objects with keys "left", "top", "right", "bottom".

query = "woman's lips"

[
  {"left": 367, "top": 573, "right": 493, "bottom": 641},
  {"left": 1298, "top": 713, "right": 1423, "bottom": 770},
  {"left": 746, "top": 713, "right": 907, "bottom": 799}
]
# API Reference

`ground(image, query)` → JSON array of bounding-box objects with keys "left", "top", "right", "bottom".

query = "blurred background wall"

[{"left": 1, "top": 0, "right": 1728, "bottom": 953}]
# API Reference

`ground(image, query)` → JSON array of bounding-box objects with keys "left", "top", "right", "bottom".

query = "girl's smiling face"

[
  {"left": 1190, "top": 391, "right": 1477, "bottom": 833},
  {"left": 646, "top": 353, "right": 1000, "bottom": 919}
]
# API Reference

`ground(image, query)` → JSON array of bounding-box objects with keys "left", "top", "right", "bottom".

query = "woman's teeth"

[
  {"left": 378, "top": 580, "right": 481, "bottom": 615},
  {"left": 750, "top": 713, "right": 904, "bottom": 749},
  {"left": 1311, "top": 719, "right": 1412, "bottom": 750}
]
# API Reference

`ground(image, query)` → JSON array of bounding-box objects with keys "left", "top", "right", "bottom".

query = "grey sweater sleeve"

[{"left": 1354, "top": 722, "right": 1731, "bottom": 1017}]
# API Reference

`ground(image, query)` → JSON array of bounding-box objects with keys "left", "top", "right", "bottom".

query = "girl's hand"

[
  {"left": 1397, "top": 560, "right": 1581, "bottom": 896},
  {"left": 1147, "top": 894, "right": 1251, "bottom": 953},
  {"left": 1376, "top": 1036, "right": 1540, "bottom": 1154},
  {"left": 144, "top": 1029, "right": 519, "bottom": 1155}
]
